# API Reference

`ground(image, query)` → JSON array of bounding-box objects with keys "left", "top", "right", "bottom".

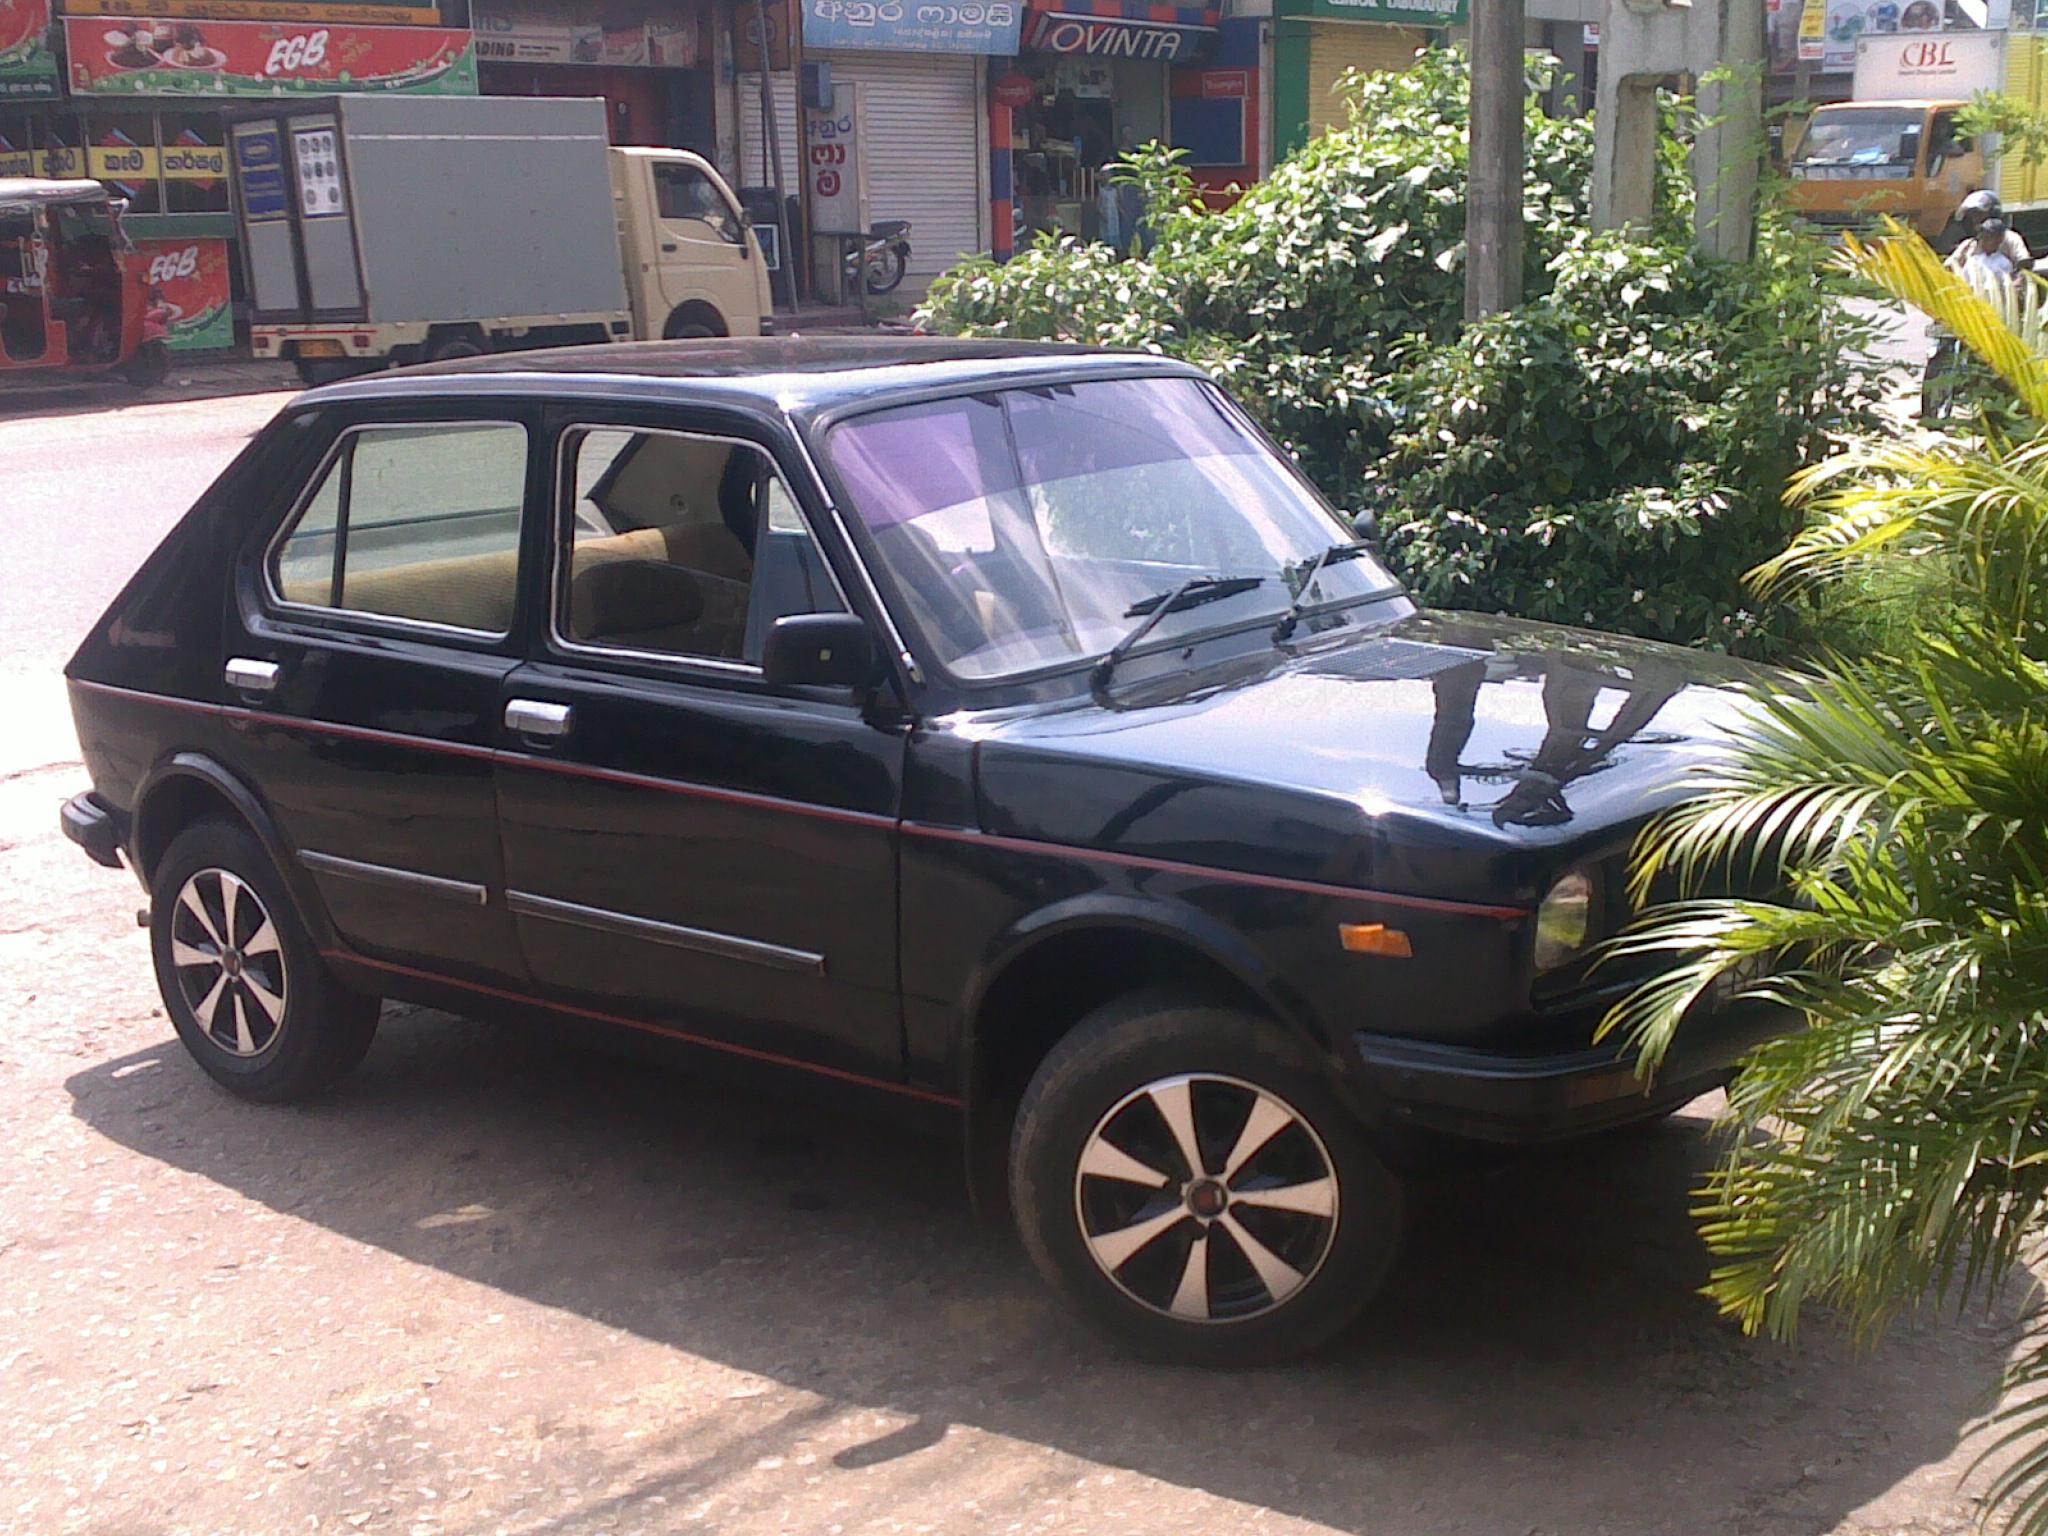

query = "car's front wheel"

[
  {"left": 1010, "top": 992, "right": 1403, "bottom": 1366},
  {"left": 150, "top": 819, "right": 379, "bottom": 1102}
]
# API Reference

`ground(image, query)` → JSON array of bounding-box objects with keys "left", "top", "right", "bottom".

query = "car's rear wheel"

[
  {"left": 1010, "top": 992, "right": 1403, "bottom": 1366},
  {"left": 150, "top": 819, "right": 378, "bottom": 1102}
]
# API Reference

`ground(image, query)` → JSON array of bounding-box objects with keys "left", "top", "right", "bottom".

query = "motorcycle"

[{"left": 844, "top": 219, "right": 911, "bottom": 295}]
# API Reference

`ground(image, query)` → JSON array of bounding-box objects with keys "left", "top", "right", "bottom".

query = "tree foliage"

[
  {"left": 919, "top": 50, "right": 1881, "bottom": 650},
  {"left": 1606, "top": 228, "right": 2048, "bottom": 1534}
]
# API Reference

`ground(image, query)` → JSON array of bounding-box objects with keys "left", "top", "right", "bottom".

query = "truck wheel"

[
  {"left": 426, "top": 335, "right": 486, "bottom": 363},
  {"left": 150, "top": 819, "right": 380, "bottom": 1103},
  {"left": 294, "top": 357, "right": 370, "bottom": 386},
  {"left": 663, "top": 305, "right": 726, "bottom": 340},
  {"left": 1010, "top": 990, "right": 1403, "bottom": 1366},
  {"left": 121, "top": 340, "right": 170, "bottom": 389}
]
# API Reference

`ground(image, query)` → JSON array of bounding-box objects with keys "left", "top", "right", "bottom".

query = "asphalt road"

[{"left": 0, "top": 367, "right": 2030, "bottom": 1536}]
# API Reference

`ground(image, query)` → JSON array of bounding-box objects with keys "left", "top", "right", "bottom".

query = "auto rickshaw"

[{"left": 0, "top": 178, "right": 170, "bottom": 388}]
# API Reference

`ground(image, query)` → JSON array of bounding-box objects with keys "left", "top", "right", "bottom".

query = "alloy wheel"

[
  {"left": 168, "top": 868, "right": 289, "bottom": 1058},
  {"left": 1072, "top": 1072, "right": 1340, "bottom": 1324}
]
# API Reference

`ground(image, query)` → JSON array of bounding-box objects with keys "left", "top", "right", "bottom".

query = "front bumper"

[
  {"left": 1353, "top": 998, "right": 1794, "bottom": 1145},
  {"left": 61, "top": 790, "right": 125, "bottom": 869}
]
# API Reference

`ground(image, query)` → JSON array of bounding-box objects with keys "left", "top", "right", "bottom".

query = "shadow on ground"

[{"left": 67, "top": 1006, "right": 2019, "bottom": 1535}]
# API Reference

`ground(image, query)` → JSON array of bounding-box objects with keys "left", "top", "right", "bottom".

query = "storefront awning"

[{"left": 1024, "top": 0, "right": 1219, "bottom": 60}]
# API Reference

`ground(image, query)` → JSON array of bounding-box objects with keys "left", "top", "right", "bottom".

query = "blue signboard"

[
  {"left": 802, "top": 0, "right": 1023, "bottom": 55},
  {"left": 234, "top": 128, "right": 289, "bottom": 223}
]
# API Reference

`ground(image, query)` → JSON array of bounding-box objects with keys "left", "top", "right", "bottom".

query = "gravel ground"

[{"left": 0, "top": 366, "right": 2036, "bottom": 1536}]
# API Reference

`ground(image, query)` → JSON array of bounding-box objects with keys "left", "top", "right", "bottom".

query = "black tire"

[
  {"left": 426, "top": 334, "right": 485, "bottom": 363},
  {"left": 664, "top": 308, "right": 723, "bottom": 340},
  {"left": 293, "top": 356, "right": 369, "bottom": 386},
  {"left": 865, "top": 244, "right": 908, "bottom": 294},
  {"left": 150, "top": 819, "right": 379, "bottom": 1103},
  {"left": 1010, "top": 991, "right": 1403, "bottom": 1366},
  {"left": 121, "top": 339, "right": 169, "bottom": 388}
]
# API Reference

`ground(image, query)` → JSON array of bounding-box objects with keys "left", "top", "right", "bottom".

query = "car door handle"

[
  {"left": 224, "top": 657, "right": 279, "bottom": 700},
  {"left": 504, "top": 698, "right": 573, "bottom": 743},
  {"left": 661, "top": 242, "right": 678, "bottom": 253}
]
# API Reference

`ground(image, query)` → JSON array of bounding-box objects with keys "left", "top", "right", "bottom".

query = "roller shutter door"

[
  {"left": 1306, "top": 23, "right": 1427, "bottom": 139},
  {"left": 817, "top": 51, "right": 986, "bottom": 279}
]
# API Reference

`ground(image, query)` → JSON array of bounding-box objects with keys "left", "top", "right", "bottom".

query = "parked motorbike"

[{"left": 845, "top": 219, "right": 911, "bottom": 295}]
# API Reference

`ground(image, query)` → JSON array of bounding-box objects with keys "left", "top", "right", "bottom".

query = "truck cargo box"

[{"left": 226, "top": 95, "right": 628, "bottom": 331}]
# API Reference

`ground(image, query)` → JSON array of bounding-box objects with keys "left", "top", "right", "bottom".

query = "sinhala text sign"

[
  {"left": 802, "top": 0, "right": 1021, "bottom": 54},
  {"left": 64, "top": 16, "right": 477, "bottom": 96}
]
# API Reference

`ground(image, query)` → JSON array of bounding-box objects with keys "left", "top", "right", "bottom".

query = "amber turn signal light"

[{"left": 1338, "top": 922, "right": 1413, "bottom": 958}]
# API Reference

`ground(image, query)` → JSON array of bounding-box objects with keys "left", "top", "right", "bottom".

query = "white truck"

[{"left": 226, "top": 95, "right": 771, "bottom": 383}]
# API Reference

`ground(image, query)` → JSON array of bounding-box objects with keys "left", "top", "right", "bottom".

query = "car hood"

[{"left": 964, "top": 610, "right": 1767, "bottom": 909}]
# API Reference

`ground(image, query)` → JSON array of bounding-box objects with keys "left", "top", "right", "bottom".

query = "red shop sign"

[{"left": 991, "top": 70, "right": 1034, "bottom": 108}]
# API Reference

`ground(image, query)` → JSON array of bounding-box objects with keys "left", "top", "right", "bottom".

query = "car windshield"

[
  {"left": 823, "top": 376, "right": 1398, "bottom": 680},
  {"left": 1792, "top": 109, "right": 1924, "bottom": 179}
]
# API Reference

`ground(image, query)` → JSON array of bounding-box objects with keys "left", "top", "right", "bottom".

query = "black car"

[{"left": 61, "top": 338, "right": 1786, "bottom": 1364}]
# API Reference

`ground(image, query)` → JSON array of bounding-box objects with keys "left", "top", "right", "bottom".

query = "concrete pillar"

[{"left": 1590, "top": 0, "right": 1764, "bottom": 259}]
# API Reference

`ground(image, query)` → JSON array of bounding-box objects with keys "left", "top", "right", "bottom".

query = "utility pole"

[{"left": 1466, "top": 0, "right": 1526, "bottom": 320}]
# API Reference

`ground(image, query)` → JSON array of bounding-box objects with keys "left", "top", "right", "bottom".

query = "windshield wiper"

[
  {"left": 1273, "top": 542, "right": 1381, "bottom": 639},
  {"left": 1092, "top": 575, "right": 1266, "bottom": 686}
]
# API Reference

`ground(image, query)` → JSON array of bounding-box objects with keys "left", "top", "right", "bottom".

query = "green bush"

[{"left": 918, "top": 50, "right": 1880, "bottom": 652}]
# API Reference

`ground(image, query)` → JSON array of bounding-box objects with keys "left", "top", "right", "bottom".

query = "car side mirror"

[
  {"left": 762, "top": 613, "right": 879, "bottom": 689},
  {"left": 1349, "top": 508, "right": 1382, "bottom": 547}
]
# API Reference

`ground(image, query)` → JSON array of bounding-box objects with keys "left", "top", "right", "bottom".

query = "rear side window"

[{"left": 269, "top": 422, "right": 529, "bottom": 635}]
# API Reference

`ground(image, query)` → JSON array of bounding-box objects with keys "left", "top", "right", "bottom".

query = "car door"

[
  {"left": 491, "top": 407, "right": 906, "bottom": 1083},
  {"left": 229, "top": 405, "right": 537, "bottom": 985},
  {"left": 645, "top": 158, "right": 757, "bottom": 332}
]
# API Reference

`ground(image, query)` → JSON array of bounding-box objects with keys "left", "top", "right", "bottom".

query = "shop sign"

[
  {"left": 65, "top": 0, "right": 441, "bottom": 24},
  {"left": 1800, "top": 0, "right": 1977, "bottom": 72},
  {"left": 735, "top": 0, "right": 794, "bottom": 71},
  {"left": 136, "top": 236, "right": 234, "bottom": 351},
  {"left": 1200, "top": 66, "right": 1246, "bottom": 96},
  {"left": 64, "top": 16, "right": 479, "bottom": 96},
  {"left": 991, "top": 68, "right": 1033, "bottom": 105},
  {"left": 3, "top": 139, "right": 82, "bottom": 175},
  {"left": 0, "top": 0, "right": 62, "bottom": 100},
  {"left": 1273, "top": 0, "right": 1464, "bottom": 20},
  {"left": 802, "top": 0, "right": 1023, "bottom": 55},
  {"left": 804, "top": 80, "right": 865, "bottom": 231},
  {"left": 472, "top": 0, "right": 700, "bottom": 69},
  {"left": 1027, "top": 9, "right": 1213, "bottom": 60}
]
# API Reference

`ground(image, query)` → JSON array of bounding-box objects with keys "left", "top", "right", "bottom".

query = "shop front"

[
  {"left": 5, "top": 2, "right": 478, "bottom": 350},
  {"left": 993, "top": 0, "right": 1218, "bottom": 252},
  {"left": 473, "top": 0, "right": 715, "bottom": 154},
  {"left": 1271, "top": 0, "right": 1460, "bottom": 152},
  {"left": 796, "top": 0, "right": 1008, "bottom": 285}
]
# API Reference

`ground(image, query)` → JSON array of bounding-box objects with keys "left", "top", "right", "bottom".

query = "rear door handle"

[
  {"left": 505, "top": 698, "right": 573, "bottom": 743},
  {"left": 224, "top": 657, "right": 279, "bottom": 699},
  {"left": 661, "top": 242, "right": 678, "bottom": 253}
]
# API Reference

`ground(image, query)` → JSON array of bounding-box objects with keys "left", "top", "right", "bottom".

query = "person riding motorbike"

[{"left": 1946, "top": 190, "right": 2029, "bottom": 271}]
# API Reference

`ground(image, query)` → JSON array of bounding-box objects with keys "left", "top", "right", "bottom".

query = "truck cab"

[
  {"left": 609, "top": 147, "right": 773, "bottom": 341},
  {"left": 1786, "top": 99, "right": 1982, "bottom": 244}
]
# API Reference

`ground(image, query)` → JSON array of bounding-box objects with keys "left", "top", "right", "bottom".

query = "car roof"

[{"left": 296, "top": 335, "right": 1208, "bottom": 419}]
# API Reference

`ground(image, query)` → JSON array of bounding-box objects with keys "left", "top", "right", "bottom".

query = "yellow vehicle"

[
  {"left": 1785, "top": 99, "right": 1983, "bottom": 244},
  {"left": 1785, "top": 30, "right": 2048, "bottom": 250}
]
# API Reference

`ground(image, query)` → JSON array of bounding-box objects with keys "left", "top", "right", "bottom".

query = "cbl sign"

[
  {"left": 1852, "top": 29, "right": 2005, "bottom": 100},
  {"left": 1027, "top": 10, "right": 1213, "bottom": 58}
]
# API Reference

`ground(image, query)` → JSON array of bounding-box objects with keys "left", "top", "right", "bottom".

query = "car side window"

[
  {"left": 653, "top": 164, "right": 743, "bottom": 245},
  {"left": 558, "top": 425, "right": 846, "bottom": 668},
  {"left": 269, "top": 422, "right": 529, "bottom": 635}
]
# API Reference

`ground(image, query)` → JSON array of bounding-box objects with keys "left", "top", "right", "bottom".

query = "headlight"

[{"left": 1534, "top": 867, "right": 1596, "bottom": 972}]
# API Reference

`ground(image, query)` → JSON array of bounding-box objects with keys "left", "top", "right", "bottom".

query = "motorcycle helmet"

[{"left": 1958, "top": 189, "right": 2004, "bottom": 232}]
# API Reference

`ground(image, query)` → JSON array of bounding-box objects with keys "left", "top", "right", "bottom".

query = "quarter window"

[
  {"left": 559, "top": 426, "right": 844, "bottom": 666},
  {"left": 269, "top": 422, "right": 529, "bottom": 634}
]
